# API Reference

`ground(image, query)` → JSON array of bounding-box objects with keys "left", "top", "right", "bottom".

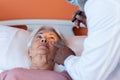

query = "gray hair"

[{"left": 27, "top": 25, "right": 66, "bottom": 49}]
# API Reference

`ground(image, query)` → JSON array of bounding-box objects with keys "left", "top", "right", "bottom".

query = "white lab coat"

[{"left": 65, "top": 0, "right": 120, "bottom": 80}]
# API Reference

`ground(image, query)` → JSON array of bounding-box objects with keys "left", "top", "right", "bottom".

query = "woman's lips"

[{"left": 38, "top": 43, "right": 49, "bottom": 49}]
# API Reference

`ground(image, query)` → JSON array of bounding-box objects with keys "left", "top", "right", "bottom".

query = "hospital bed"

[{"left": 0, "top": 19, "right": 87, "bottom": 80}]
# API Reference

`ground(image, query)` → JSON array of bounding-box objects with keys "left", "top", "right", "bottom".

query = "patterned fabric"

[{"left": 67, "top": 0, "right": 87, "bottom": 11}]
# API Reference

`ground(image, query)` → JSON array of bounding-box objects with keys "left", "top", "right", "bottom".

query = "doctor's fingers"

[{"left": 52, "top": 42, "right": 65, "bottom": 48}]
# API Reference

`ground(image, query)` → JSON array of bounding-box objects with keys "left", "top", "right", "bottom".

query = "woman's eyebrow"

[
  {"left": 49, "top": 34, "right": 54, "bottom": 36},
  {"left": 49, "top": 33, "right": 57, "bottom": 36},
  {"left": 37, "top": 32, "right": 43, "bottom": 35},
  {"left": 35, "top": 33, "right": 43, "bottom": 37},
  {"left": 49, "top": 34, "right": 57, "bottom": 37}
]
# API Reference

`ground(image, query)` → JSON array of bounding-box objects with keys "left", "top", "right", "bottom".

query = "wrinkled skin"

[{"left": 53, "top": 42, "right": 75, "bottom": 65}]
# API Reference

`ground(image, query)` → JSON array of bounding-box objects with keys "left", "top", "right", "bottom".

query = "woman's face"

[{"left": 29, "top": 29, "right": 60, "bottom": 58}]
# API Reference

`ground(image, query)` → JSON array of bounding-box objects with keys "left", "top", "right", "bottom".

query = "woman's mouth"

[{"left": 38, "top": 43, "right": 49, "bottom": 49}]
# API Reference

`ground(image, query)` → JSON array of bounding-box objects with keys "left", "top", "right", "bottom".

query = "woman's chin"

[{"left": 37, "top": 49, "right": 49, "bottom": 55}]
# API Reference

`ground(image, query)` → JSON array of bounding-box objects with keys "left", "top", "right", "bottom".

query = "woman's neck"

[{"left": 31, "top": 54, "right": 54, "bottom": 70}]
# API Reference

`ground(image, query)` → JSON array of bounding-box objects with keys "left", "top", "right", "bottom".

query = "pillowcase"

[
  {"left": 0, "top": 25, "right": 31, "bottom": 72},
  {"left": 66, "top": 36, "right": 86, "bottom": 56}
]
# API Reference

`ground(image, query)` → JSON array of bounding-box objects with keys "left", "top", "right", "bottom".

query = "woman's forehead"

[{"left": 37, "top": 29, "right": 58, "bottom": 36}]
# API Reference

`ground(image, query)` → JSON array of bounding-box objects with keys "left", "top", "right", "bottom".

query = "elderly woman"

[
  {"left": 0, "top": 26, "right": 74, "bottom": 80},
  {"left": 27, "top": 26, "right": 66, "bottom": 70}
]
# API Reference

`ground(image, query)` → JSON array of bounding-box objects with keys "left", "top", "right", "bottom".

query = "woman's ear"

[{"left": 28, "top": 47, "right": 32, "bottom": 57}]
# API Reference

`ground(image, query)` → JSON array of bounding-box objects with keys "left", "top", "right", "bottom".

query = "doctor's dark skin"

[
  {"left": 72, "top": 10, "right": 87, "bottom": 28},
  {"left": 53, "top": 10, "right": 86, "bottom": 65},
  {"left": 53, "top": 42, "right": 75, "bottom": 65}
]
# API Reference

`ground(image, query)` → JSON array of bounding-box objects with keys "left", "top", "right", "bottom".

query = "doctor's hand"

[
  {"left": 53, "top": 42, "right": 75, "bottom": 65},
  {"left": 72, "top": 10, "right": 87, "bottom": 28}
]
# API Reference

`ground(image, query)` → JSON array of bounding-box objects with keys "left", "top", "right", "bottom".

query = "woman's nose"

[{"left": 41, "top": 38, "right": 47, "bottom": 43}]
